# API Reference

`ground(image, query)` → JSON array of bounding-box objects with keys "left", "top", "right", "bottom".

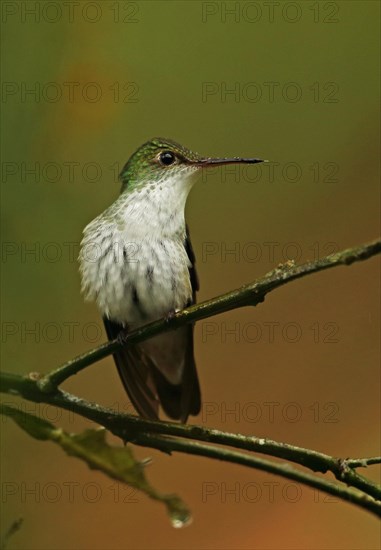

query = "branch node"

[
  {"left": 338, "top": 458, "right": 351, "bottom": 479},
  {"left": 29, "top": 371, "right": 59, "bottom": 395},
  {"left": 36, "top": 376, "right": 57, "bottom": 394},
  {"left": 27, "top": 372, "right": 42, "bottom": 381}
]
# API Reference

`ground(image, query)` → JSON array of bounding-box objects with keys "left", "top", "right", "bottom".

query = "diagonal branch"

[
  {"left": 37, "top": 238, "right": 381, "bottom": 393},
  {"left": 132, "top": 434, "right": 381, "bottom": 518}
]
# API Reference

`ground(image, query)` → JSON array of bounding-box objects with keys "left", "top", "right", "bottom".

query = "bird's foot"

[
  {"left": 165, "top": 309, "right": 177, "bottom": 323},
  {"left": 117, "top": 328, "right": 129, "bottom": 345}
]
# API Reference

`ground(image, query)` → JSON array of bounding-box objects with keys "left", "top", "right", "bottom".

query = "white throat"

[{"left": 113, "top": 170, "right": 197, "bottom": 237}]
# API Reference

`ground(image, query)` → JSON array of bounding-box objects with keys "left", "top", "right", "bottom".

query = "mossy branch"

[
  {"left": 1, "top": 370, "right": 381, "bottom": 518},
  {"left": 37, "top": 238, "right": 381, "bottom": 392},
  {"left": 1, "top": 238, "right": 380, "bottom": 521}
]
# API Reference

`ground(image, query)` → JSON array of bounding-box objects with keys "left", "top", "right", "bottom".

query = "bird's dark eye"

[{"left": 159, "top": 151, "right": 176, "bottom": 166}]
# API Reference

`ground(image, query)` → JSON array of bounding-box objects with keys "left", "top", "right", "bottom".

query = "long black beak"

[{"left": 196, "top": 157, "right": 266, "bottom": 167}]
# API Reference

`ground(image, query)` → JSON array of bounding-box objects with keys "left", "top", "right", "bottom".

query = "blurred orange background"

[{"left": 1, "top": 1, "right": 380, "bottom": 549}]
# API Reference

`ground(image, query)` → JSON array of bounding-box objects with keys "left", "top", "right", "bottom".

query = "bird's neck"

[{"left": 111, "top": 174, "right": 195, "bottom": 238}]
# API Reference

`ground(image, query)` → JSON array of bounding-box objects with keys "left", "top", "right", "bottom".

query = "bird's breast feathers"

[{"left": 79, "top": 218, "right": 192, "bottom": 326}]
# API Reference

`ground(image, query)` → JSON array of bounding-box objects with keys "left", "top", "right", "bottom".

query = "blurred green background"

[{"left": 1, "top": 1, "right": 380, "bottom": 549}]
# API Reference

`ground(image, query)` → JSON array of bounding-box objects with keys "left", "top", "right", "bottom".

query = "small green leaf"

[
  {"left": 1, "top": 404, "right": 191, "bottom": 527},
  {"left": 0, "top": 403, "right": 53, "bottom": 440}
]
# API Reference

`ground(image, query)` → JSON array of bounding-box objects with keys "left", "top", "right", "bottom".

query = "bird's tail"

[{"left": 103, "top": 317, "right": 201, "bottom": 422}]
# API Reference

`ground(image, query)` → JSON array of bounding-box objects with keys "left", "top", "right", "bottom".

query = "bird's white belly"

[{"left": 80, "top": 226, "right": 192, "bottom": 327}]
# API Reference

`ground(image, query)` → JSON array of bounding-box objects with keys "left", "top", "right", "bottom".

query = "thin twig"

[
  {"left": 344, "top": 457, "right": 381, "bottom": 468},
  {"left": 0, "top": 518, "right": 24, "bottom": 550}
]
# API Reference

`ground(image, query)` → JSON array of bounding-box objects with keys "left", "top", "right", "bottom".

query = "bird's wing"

[
  {"left": 150, "top": 225, "right": 201, "bottom": 421},
  {"left": 103, "top": 316, "right": 160, "bottom": 419}
]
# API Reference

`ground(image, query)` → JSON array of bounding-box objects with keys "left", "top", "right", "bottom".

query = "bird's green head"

[
  {"left": 119, "top": 137, "right": 201, "bottom": 191},
  {"left": 119, "top": 137, "right": 265, "bottom": 192}
]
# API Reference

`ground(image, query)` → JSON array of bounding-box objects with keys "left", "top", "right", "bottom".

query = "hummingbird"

[{"left": 79, "top": 138, "right": 265, "bottom": 422}]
